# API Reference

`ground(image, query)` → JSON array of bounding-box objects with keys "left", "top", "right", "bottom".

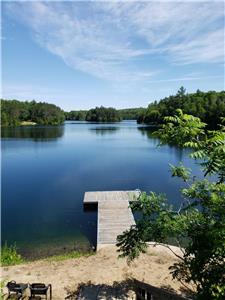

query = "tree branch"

[{"left": 147, "top": 242, "right": 184, "bottom": 261}]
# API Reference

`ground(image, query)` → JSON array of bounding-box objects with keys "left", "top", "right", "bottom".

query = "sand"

[{"left": 1, "top": 245, "right": 192, "bottom": 299}]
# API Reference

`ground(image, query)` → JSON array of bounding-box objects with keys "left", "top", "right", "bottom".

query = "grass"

[
  {"left": 1, "top": 243, "right": 24, "bottom": 266},
  {"left": 44, "top": 250, "right": 94, "bottom": 262},
  {"left": 1, "top": 242, "right": 94, "bottom": 266},
  {"left": 1, "top": 279, "right": 7, "bottom": 299},
  {"left": 146, "top": 250, "right": 158, "bottom": 257}
]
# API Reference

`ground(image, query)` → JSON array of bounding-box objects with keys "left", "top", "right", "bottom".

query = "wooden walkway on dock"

[{"left": 84, "top": 191, "right": 140, "bottom": 250}]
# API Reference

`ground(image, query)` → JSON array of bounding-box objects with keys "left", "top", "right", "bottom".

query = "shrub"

[{"left": 1, "top": 243, "right": 24, "bottom": 266}]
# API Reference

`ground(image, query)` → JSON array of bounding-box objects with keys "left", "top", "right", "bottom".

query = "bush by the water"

[{"left": 1, "top": 243, "right": 24, "bottom": 266}]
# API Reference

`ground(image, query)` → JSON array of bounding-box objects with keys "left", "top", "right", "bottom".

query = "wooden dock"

[{"left": 84, "top": 191, "right": 140, "bottom": 250}]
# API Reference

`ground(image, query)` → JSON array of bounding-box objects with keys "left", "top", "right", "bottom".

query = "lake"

[{"left": 1, "top": 121, "right": 201, "bottom": 259}]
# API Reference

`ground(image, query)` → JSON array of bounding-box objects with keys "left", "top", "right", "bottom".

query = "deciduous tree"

[{"left": 117, "top": 110, "right": 225, "bottom": 299}]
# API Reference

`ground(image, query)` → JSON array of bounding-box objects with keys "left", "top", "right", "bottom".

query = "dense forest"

[
  {"left": 65, "top": 110, "right": 87, "bottom": 121},
  {"left": 119, "top": 108, "right": 145, "bottom": 120},
  {"left": 1, "top": 100, "right": 65, "bottom": 126},
  {"left": 65, "top": 89, "right": 225, "bottom": 127},
  {"left": 2, "top": 89, "right": 224, "bottom": 127},
  {"left": 138, "top": 88, "right": 225, "bottom": 128},
  {"left": 86, "top": 106, "right": 121, "bottom": 122},
  {"left": 65, "top": 106, "right": 122, "bottom": 122},
  {"left": 65, "top": 107, "right": 145, "bottom": 121}
]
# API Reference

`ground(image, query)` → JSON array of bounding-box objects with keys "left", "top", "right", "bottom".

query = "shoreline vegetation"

[
  {"left": 137, "top": 88, "right": 225, "bottom": 129},
  {"left": 64, "top": 107, "right": 145, "bottom": 122},
  {"left": 65, "top": 88, "right": 225, "bottom": 128},
  {"left": 1, "top": 243, "right": 94, "bottom": 267},
  {"left": 1, "top": 100, "right": 65, "bottom": 127},
  {"left": 1, "top": 241, "right": 182, "bottom": 268},
  {"left": 1, "top": 88, "right": 224, "bottom": 128}
]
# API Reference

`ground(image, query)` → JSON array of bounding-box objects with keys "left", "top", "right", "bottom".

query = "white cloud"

[
  {"left": 4, "top": 1, "right": 224, "bottom": 81},
  {"left": 100, "top": 1, "right": 224, "bottom": 64}
]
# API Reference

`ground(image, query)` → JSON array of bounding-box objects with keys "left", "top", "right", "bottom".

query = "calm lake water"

[{"left": 1, "top": 121, "right": 201, "bottom": 258}]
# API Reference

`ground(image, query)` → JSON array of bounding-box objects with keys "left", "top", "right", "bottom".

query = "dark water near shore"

[{"left": 1, "top": 121, "right": 201, "bottom": 259}]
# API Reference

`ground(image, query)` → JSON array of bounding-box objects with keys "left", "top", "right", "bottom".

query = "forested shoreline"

[
  {"left": 65, "top": 89, "right": 225, "bottom": 127},
  {"left": 137, "top": 88, "right": 225, "bottom": 128},
  {"left": 64, "top": 107, "right": 144, "bottom": 121},
  {"left": 1, "top": 100, "right": 144, "bottom": 125},
  {"left": 1, "top": 100, "right": 65, "bottom": 126},
  {"left": 65, "top": 106, "right": 122, "bottom": 122},
  {"left": 1, "top": 89, "right": 224, "bottom": 127}
]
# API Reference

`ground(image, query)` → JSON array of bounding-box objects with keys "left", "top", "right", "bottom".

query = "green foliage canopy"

[
  {"left": 65, "top": 110, "right": 87, "bottom": 121},
  {"left": 1, "top": 99, "right": 65, "bottom": 126},
  {"left": 138, "top": 88, "right": 225, "bottom": 129},
  {"left": 86, "top": 106, "right": 121, "bottom": 122},
  {"left": 118, "top": 108, "right": 145, "bottom": 120},
  {"left": 65, "top": 107, "right": 145, "bottom": 121},
  {"left": 155, "top": 109, "right": 225, "bottom": 182}
]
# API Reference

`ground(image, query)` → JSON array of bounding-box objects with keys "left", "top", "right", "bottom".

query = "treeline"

[
  {"left": 1, "top": 100, "right": 144, "bottom": 126},
  {"left": 65, "top": 106, "right": 121, "bottom": 122},
  {"left": 138, "top": 88, "right": 225, "bottom": 128},
  {"left": 119, "top": 108, "right": 145, "bottom": 120},
  {"left": 65, "top": 107, "right": 145, "bottom": 121},
  {"left": 1, "top": 100, "right": 65, "bottom": 126},
  {"left": 65, "top": 110, "right": 87, "bottom": 121},
  {"left": 2, "top": 89, "right": 224, "bottom": 127},
  {"left": 86, "top": 107, "right": 121, "bottom": 122}
]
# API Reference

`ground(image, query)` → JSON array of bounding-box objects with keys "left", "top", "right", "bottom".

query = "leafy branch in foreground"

[
  {"left": 154, "top": 109, "right": 225, "bottom": 182},
  {"left": 117, "top": 110, "right": 225, "bottom": 299}
]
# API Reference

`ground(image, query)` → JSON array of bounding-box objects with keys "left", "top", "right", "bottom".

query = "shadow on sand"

[{"left": 65, "top": 278, "right": 192, "bottom": 300}]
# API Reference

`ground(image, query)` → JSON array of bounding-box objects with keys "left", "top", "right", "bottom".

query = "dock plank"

[{"left": 84, "top": 191, "right": 139, "bottom": 250}]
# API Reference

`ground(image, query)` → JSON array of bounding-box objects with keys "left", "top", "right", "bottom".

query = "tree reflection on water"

[{"left": 1, "top": 125, "right": 65, "bottom": 141}]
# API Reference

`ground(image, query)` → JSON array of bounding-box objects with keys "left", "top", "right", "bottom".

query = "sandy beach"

[{"left": 1, "top": 245, "right": 192, "bottom": 299}]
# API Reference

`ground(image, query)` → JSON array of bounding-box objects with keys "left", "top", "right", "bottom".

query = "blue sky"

[{"left": 2, "top": 1, "right": 225, "bottom": 111}]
